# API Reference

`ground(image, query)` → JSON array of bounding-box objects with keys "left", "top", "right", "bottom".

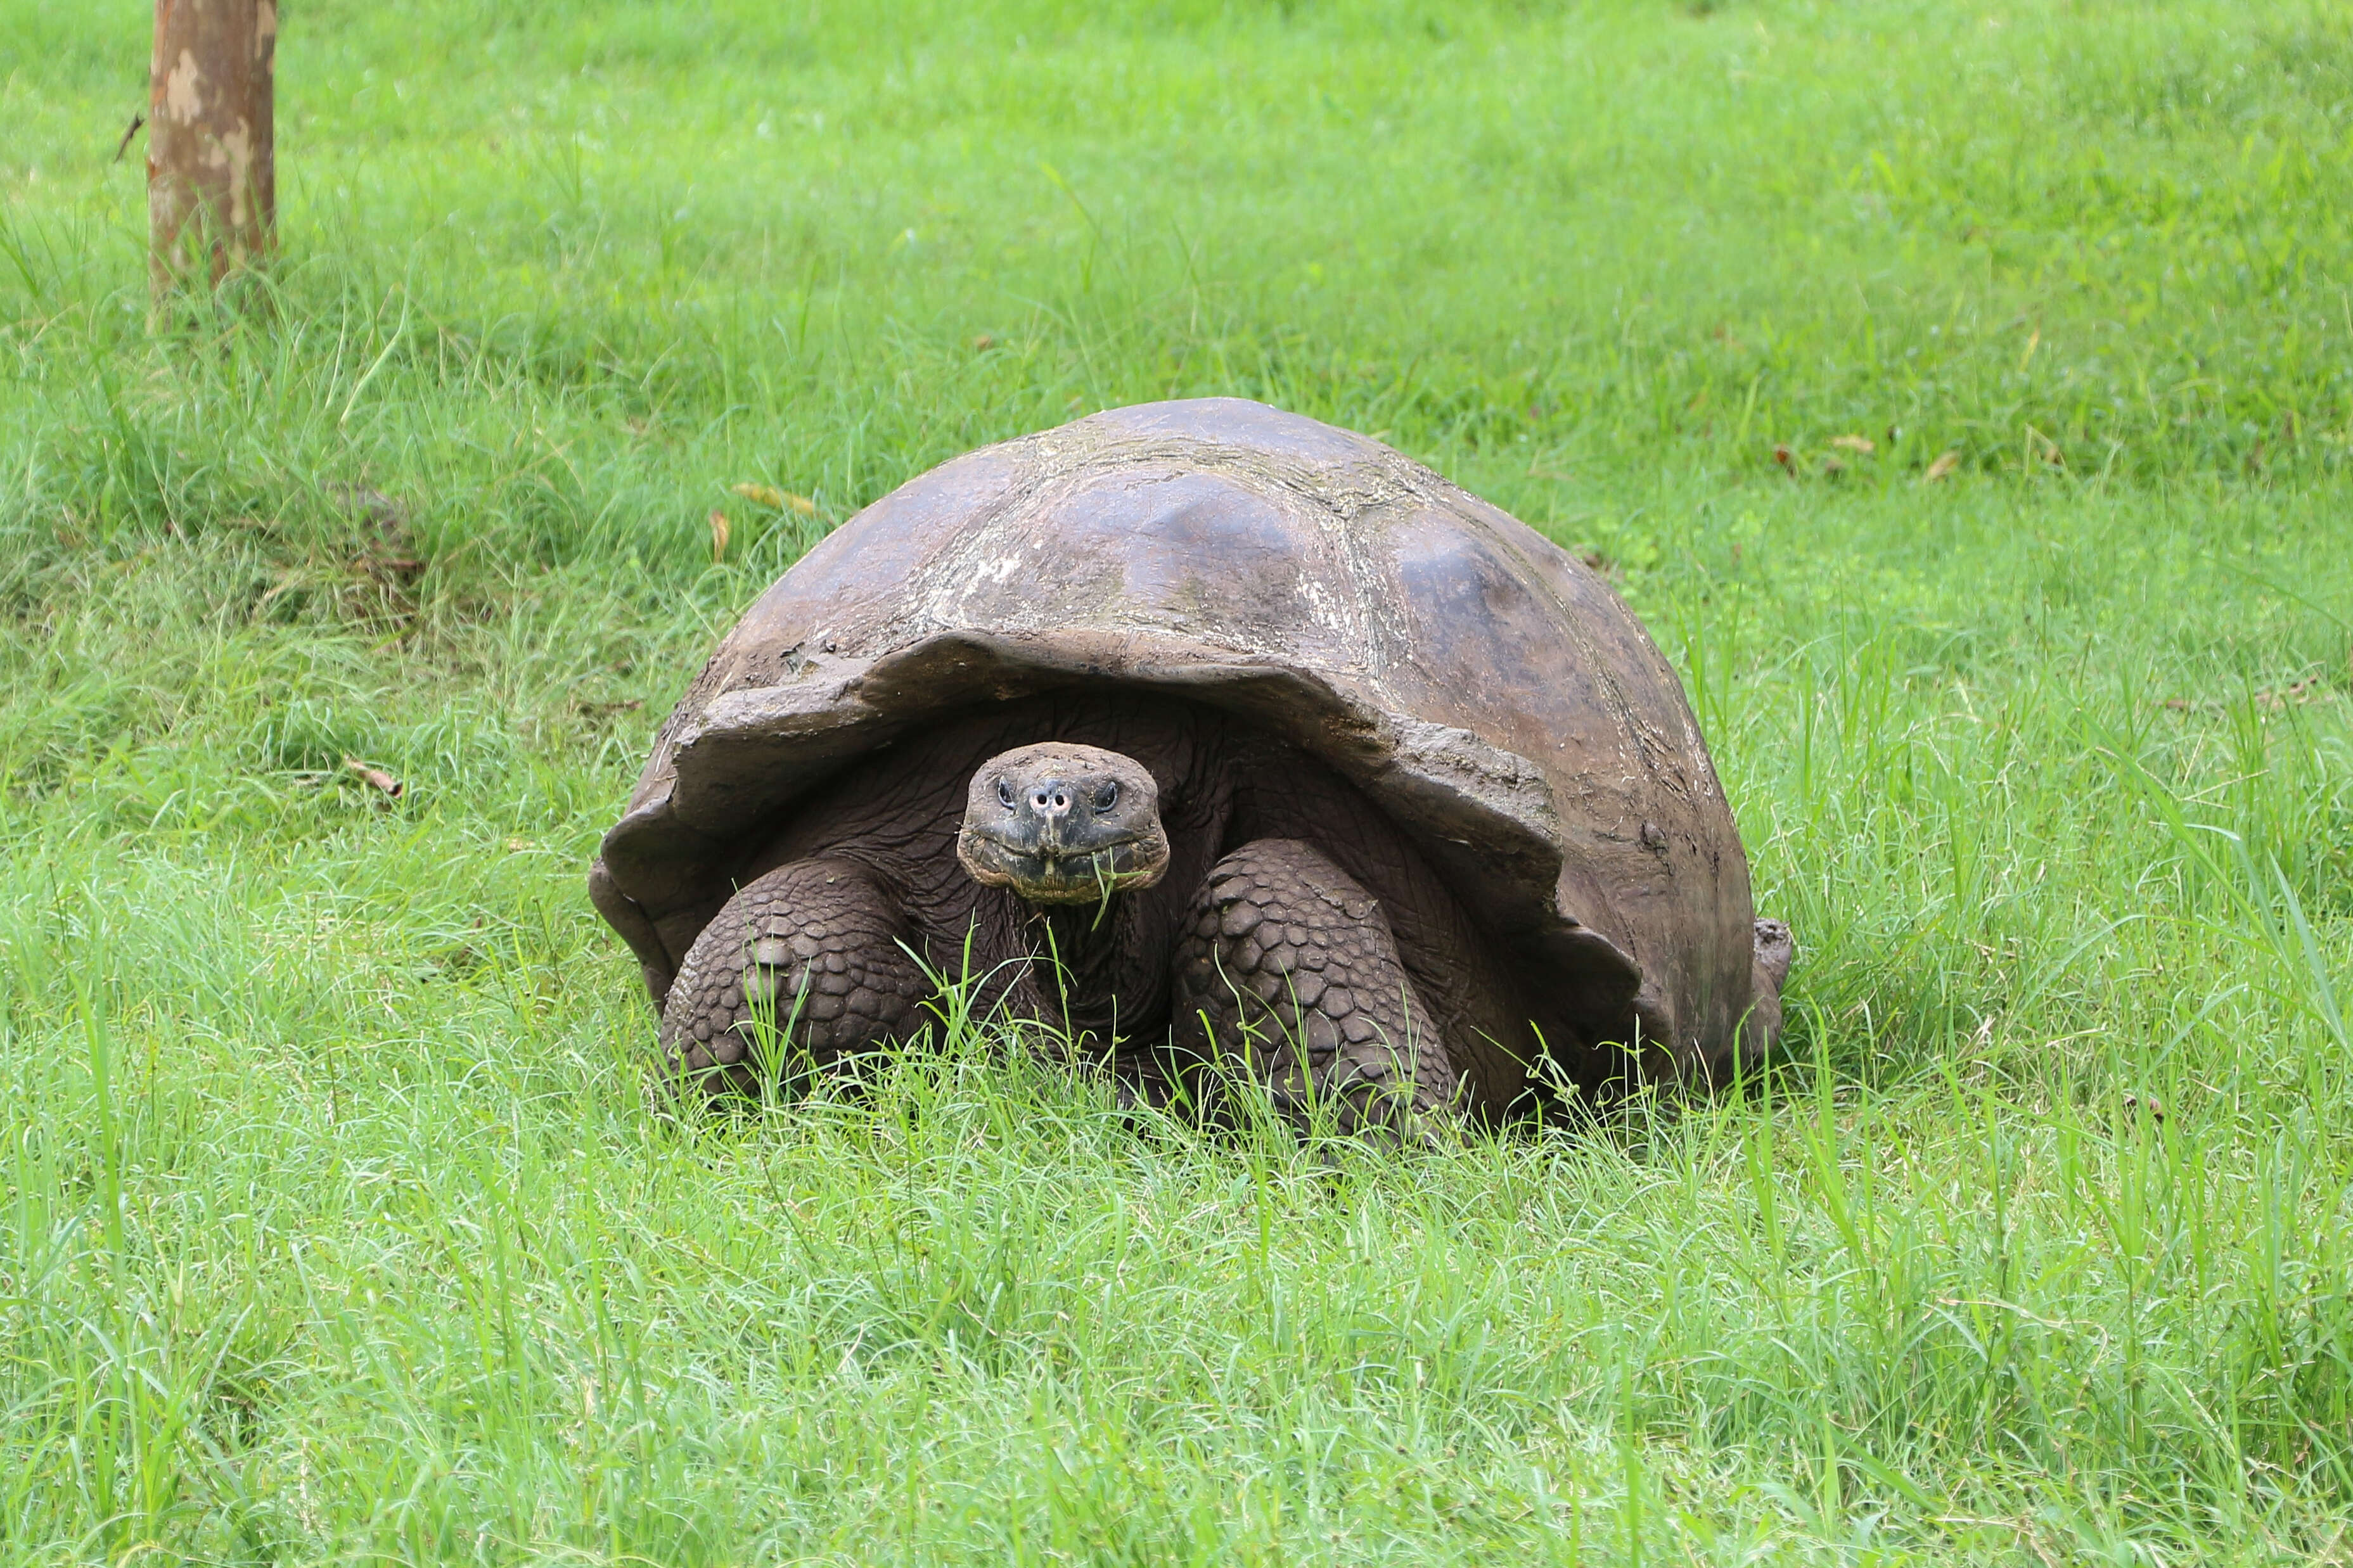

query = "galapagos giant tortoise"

[{"left": 591, "top": 398, "right": 1791, "bottom": 1130}]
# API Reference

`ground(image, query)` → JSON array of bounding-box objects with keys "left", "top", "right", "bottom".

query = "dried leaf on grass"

[
  {"left": 2162, "top": 675, "right": 2338, "bottom": 714},
  {"left": 1830, "top": 433, "right": 1876, "bottom": 454},
  {"left": 329, "top": 483, "right": 428, "bottom": 588},
  {"left": 709, "top": 510, "right": 731, "bottom": 563},
  {"left": 343, "top": 758, "right": 404, "bottom": 799},
  {"left": 2255, "top": 678, "right": 2329, "bottom": 710},
  {"left": 732, "top": 483, "right": 819, "bottom": 516}
]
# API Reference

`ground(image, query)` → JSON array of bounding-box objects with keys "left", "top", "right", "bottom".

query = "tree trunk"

[{"left": 148, "top": 0, "right": 278, "bottom": 295}]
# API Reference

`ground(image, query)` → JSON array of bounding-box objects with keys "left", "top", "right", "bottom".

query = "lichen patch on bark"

[{"left": 163, "top": 49, "right": 205, "bottom": 123}]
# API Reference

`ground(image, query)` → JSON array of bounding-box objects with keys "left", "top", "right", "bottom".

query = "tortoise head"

[{"left": 957, "top": 743, "right": 1170, "bottom": 904}]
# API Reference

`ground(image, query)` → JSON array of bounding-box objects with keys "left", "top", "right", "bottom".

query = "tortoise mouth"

[{"left": 956, "top": 829, "right": 1170, "bottom": 903}]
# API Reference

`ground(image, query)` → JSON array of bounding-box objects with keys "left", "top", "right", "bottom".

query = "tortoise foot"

[{"left": 1168, "top": 838, "right": 1458, "bottom": 1140}]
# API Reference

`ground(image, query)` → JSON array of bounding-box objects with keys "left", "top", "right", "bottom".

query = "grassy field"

[{"left": 4, "top": 0, "right": 2352, "bottom": 1560}]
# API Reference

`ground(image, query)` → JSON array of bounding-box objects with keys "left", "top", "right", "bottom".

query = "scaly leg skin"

[
  {"left": 658, "top": 858, "right": 929, "bottom": 1098},
  {"left": 1167, "top": 838, "right": 1458, "bottom": 1140},
  {"left": 1732, "top": 917, "right": 1797, "bottom": 1078}
]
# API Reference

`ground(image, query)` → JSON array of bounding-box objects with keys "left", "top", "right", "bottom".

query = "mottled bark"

[{"left": 148, "top": 0, "right": 277, "bottom": 293}]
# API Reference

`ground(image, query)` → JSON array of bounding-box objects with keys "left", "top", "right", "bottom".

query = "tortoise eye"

[
  {"left": 995, "top": 779, "right": 1015, "bottom": 808},
  {"left": 1095, "top": 782, "right": 1120, "bottom": 810}
]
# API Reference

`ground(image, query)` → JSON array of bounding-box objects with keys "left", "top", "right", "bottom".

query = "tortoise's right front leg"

[{"left": 659, "top": 858, "right": 929, "bottom": 1096}]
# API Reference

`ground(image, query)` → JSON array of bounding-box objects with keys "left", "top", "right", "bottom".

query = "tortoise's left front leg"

[{"left": 1165, "top": 838, "right": 1458, "bottom": 1138}]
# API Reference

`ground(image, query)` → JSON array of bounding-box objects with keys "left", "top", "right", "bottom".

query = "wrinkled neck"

[{"left": 1021, "top": 896, "right": 1143, "bottom": 1061}]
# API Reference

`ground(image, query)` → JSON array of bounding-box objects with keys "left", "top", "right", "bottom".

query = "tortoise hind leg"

[
  {"left": 1167, "top": 838, "right": 1458, "bottom": 1139},
  {"left": 1731, "top": 917, "right": 1796, "bottom": 1077},
  {"left": 660, "top": 858, "right": 929, "bottom": 1097}
]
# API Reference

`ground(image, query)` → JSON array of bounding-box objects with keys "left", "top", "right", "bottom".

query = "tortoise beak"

[{"left": 957, "top": 829, "right": 1170, "bottom": 902}]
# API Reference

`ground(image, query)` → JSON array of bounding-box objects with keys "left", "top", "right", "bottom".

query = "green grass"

[{"left": 4, "top": 0, "right": 2352, "bottom": 1560}]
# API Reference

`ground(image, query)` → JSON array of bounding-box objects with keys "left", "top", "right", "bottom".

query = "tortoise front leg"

[
  {"left": 659, "top": 858, "right": 929, "bottom": 1097},
  {"left": 1167, "top": 838, "right": 1458, "bottom": 1138}
]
